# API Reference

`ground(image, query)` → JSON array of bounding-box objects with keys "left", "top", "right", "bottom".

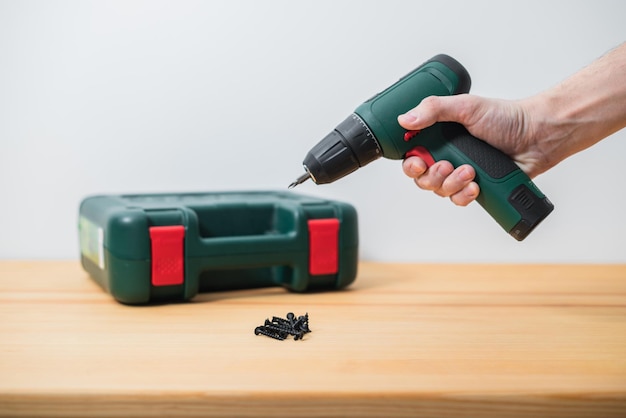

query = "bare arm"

[{"left": 398, "top": 43, "right": 626, "bottom": 206}]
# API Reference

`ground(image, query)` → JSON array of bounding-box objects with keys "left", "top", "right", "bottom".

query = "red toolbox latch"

[
  {"left": 308, "top": 218, "right": 340, "bottom": 275},
  {"left": 149, "top": 225, "right": 185, "bottom": 286}
]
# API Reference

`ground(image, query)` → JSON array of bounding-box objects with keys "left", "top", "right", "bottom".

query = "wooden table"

[{"left": 1, "top": 261, "right": 626, "bottom": 417}]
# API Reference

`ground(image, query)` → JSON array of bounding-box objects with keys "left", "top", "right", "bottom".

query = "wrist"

[{"left": 517, "top": 93, "right": 572, "bottom": 175}]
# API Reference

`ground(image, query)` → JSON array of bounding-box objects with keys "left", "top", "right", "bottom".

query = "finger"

[
  {"left": 402, "top": 156, "right": 428, "bottom": 178},
  {"left": 398, "top": 96, "right": 458, "bottom": 130},
  {"left": 438, "top": 165, "right": 476, "bottom": 197},
  {"left": 397, "top": 94, "right": 477, "bottom": 130},
  {"left": 415, "top": 161, "right": 454, "bottom": 192},
  {"left": 450, "top": 182, "right": 480, "bottom": 207}
]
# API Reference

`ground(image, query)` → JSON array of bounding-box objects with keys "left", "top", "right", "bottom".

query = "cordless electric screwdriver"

[{"left": 289, "top": 54, "right": 553, "bottom": 241}]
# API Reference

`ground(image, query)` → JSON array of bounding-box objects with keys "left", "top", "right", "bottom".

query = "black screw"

[
  {"left": 293, "top": 314, "right": 311, "bottom": 334},
  {"left": 265, "top": 319, "right": 290, "bottom": 331},
  {"left": 261, "top": 321, "right": 302, "bottom": 339},
  {"left": 271, "top": 316, "right": 291, "bottom": 327},
  {"left": 254, "top": 312, "right": 311, "bottom": 341},
  {"left": 254, "top": 326, "right": 288, "bottom": 340}
]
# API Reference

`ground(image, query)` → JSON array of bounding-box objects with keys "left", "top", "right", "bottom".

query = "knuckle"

[
  {"left": 404, "top": 158, "right": 427, "bottom": 177},
  {"left": 450, "top": 194, "right": 471, "bottom": 207},
  {"left": 450, "top": 183, "right": 480, "bottom": 206},
  {"left": 415, "top": 177, "right": 433, "bottom": 190},
  {"left": 416, "top": 175, "right": 440, "bottom": 191},
  {"left": 420, "top": 95, "right": 442, "bottom": 112}
]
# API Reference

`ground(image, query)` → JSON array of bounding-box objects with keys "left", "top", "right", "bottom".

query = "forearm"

[{"left": 525, "top": 42, "right": 626, "bottom": 170}]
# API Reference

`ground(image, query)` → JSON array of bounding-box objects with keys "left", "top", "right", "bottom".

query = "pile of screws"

[{"left": 254, "top": 312, "right": 311, "bottom": 341}]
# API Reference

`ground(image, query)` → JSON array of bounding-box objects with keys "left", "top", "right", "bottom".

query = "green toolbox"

[{"left": 78, "top": 191, "right": 358, "bottom": 304}]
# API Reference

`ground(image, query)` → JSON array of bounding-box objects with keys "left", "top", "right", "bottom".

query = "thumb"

[{"left": 398, "top": 94, "right": 475, "bottom": 130}]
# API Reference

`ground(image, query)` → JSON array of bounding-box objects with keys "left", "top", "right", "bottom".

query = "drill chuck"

[{"left": 298, "top": 114, "right": 382, "bottom": 185}]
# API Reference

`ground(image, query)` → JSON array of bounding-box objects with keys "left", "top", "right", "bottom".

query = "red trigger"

[{"left": 405, "top": 146, "right": 436, "bottom": 168}]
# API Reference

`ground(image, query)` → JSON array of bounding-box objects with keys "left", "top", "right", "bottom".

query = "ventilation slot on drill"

[{"left": 510, "top": 187, "right": 534, "bottom": 210}]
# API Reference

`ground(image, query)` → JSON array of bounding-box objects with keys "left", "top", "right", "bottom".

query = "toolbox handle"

[{"left": 180, "top": 205, "right": 320, "bottom": 295}]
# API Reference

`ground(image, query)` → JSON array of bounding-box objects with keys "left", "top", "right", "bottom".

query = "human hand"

[
  {"left": 397, "top": 94, "right": 547, "bottom": 206},
  {"left": 398, "top": 44, "right": 626, "bottom": 207}
]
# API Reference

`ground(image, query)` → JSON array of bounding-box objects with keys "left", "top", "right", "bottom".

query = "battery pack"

[{"left": 78, "top": 191, "right": 358, "bottom": 304}]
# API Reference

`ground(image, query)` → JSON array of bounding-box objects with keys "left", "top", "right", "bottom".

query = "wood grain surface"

[{"left": 1, "top": 261, "right": 625, "bottom": 417}]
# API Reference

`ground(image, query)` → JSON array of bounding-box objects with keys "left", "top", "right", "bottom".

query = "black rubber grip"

[{"left": 441, "top": 122, "right": 519, "bottom": 179}]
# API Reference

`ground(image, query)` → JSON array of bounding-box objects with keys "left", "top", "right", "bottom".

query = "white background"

[{"left": 1, "top": 0, "right": 624, "bottom": 262}]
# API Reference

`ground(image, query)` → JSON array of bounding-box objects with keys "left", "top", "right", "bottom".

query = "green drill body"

[{"left": 293, "top": 55, "right": 553, "bottom": 241}]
